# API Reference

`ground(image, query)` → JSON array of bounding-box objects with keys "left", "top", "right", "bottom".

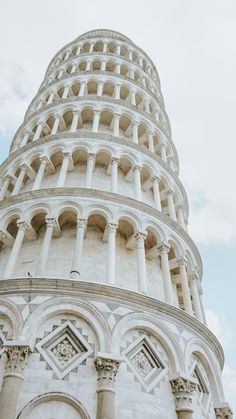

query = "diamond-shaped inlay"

[
  {"left": 36, "top": 320, "right": 93, "bottom": 379},
  {"left": 123, "top": 334, "right": 168, "bottom": 392}
]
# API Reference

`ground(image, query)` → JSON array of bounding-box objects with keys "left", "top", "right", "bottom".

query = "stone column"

[
  {"left": 57, "top": 152, "right": 71, "bottom": 187},
  {"left": 0, "top": 345, "right": 31, "bottom": 419},
  {"left": 161, "top": 144, "right": 167, "bottom": 162},
  {"left": 113, "top": 114, "right": 120, "bottom": 137},
  {"left": 215, "top": 406, "right": 233, "bottom": 419},
  {"left": 32, "top": 156, "right": 48, "bottom": 190},
  {"left": 135, "top": 231, "right": 147, "bottom": 293},
  {"left": 70, "top": 110, "right": 80, "bottom": 132},
  {"left": 97, "top": 80, "right": 104, "bottom": 97},
  {"left": 62, "top": 84, "right": 70, "bottom": 99},
  {"left": 35, "top": 218, "right": 56, "bottom": 276},
  {"left": 153, "top": 176, "right": 161, "bottom": 210},
  {"left": 21, "top": 130, "right": 31, "bottom": 147},
  {"left": 4, "top": 220, "right": 27, "bottom": 278},
  {"left": 158, "top": 243, "right": 173, "bottom": 304},
  {"left": 178, "top": 258, "right": 193, "bottom": 316},
  {"left": 11, "top": 164, "right": 27, "bottom": 196},
  {"left": 85, "top": 153, "right": 95, "bottom": 188},
  {"left": 0, "top": 174, "right": 13, "bottom": 200},
  {"left": 189, "top": 272, "right": 204, "bottom": 322},
  {"left": 79, "top": 81, "right": 86, "bottom": 97},
  {"left": 167, "top": 189, "right": 177, "bottom": 221},
  {"left": 177, "top": 204, "right": 186, "bottom": 229},
  {"left": 33, "top": 121, "right": 44, "bottom": 141},
  {"left": 114, "top": 84, "right": 121, "bottom": 100},
  {"left": 51, "top": 114, "right": 61, "bottom": 135},
  {"left": 103, "top": 42, "right": 108, "bottom": 53},
  {"left": 132, "top": 120, "right": 139, "bottom": 144},
  {"left": 106, "top": 223, "right": 118, "bottom": 285},
  {"left": 144, "top": 99, "right": 150, "bottom": 114},
  {"left": 47, "top": 90, "right": 55, "bottom": 104},
  {"left": 170, "top": 376, "right": 197, "bottom": 419},
  {"left": 111, "top": 157, "right": 119, "bottom": 193},
  {"left": 92, "top": 110, "right": 101, "bottom": 133},
  {"left": 133, "top": 165, "right": 142, "bottom": 201},
  {"left": 94, "top": 355, "right": 120, "bottom": 419},
  {"left": 130, "top": 90, "right": 136, "bottom": 106},
  {"left": 147, "top": 131, "right": 154, "bottom": 152},
  {"left": 70, "top": 218, "right": 87, "bottom": 278}
]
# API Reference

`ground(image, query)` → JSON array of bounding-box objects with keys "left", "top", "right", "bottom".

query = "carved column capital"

[
  {"left": 158, "top": 242, "right": 170, "bottom": 254},
  {"left": 215, "top": 406, "right": 233, "bottom": 419},
  {"left": 94, "top": 355, "right": 121, "bottom": 390},
  {"left": 4, "top": 345, "right": 31, "bottom": 377},
  {"left": 170, "top": 376, "right": 197, "bottom": 412}
]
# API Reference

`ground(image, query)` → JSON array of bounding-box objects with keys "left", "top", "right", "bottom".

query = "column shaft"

[
  {"left": 85, "top": 153, "right": 95, "bottom": 188},
  {"left": 4, "top": 221, "right": 26, "bottom": 278},
  {"left": 71, "top": 219, "right": 86, "bottom": 278},
  {"left": 189, "top": 276, "right": 203, "bottom": 322},
  {"left": 159, "top": 244, "right": 173, "bottom": 304},
  {"left": 133, "top": 166, "right": 142, "bottom": 201},
  {"left": 0, "top": 177, "right": 11, "bottom": 200},
  {"left": 153, "top": 177, "right": 161, "bottom": 210},
  {"left": 92, "top": 111, "right": 100, "bottom": 132},
  {"left": 32, "top": 158, "right": 47, "bottom": 190},
  {"left": 136, "top": 232, "right": 147, "bottom": 293},
  {"left": 111, "top": 158, "right": 119, "bottom": 193},
  {"left": 35, "top": 219, "right": 55, "bottom": 276},
  {"left": 179, "top": 261, "right": 193, "bottom": 315},
  {"left": 167, "top": 190, "right": 177, "bottom": 221},
  {"left": 113, "top": 114, "right": 120, "bottom": 137},
  {"left": 51, "top": 115, "right": 61, "bottom": 135},
  {"left": 12, "top": 166, "right": 26, "bottom": 196},
  {"left": 106, "top": 224, "right": 117, "bottom": 285},
  {"left": 57, "top": 153, "right": 70, "bottom": 187}
]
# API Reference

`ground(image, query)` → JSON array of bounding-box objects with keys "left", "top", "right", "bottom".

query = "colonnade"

[
  {"left": 1, "top": 216, "right": 203, "bottom": 321},
  {"left": 0, "top": 154, "right": 186, "bottom": 227}
]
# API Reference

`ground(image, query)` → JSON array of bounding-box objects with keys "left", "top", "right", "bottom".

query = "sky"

[{"left": 0, "top": 0, "right": 235, "bottom": 411}]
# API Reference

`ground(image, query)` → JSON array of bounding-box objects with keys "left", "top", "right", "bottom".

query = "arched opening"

[
  {"left": 103, "top": 82, "right": 114, "bottom": 98},
  {"left": 116, "top": 217, "right": 137, "bottom": 290},
  {"left": 92, "top": 150, "right": 112, "bottom": 191},
  {"left": 99, "top": 110, "right": 113, "bottom": 134}
]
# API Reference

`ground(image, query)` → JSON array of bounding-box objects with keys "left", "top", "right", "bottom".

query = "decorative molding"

[
  {"left": 0, "top": 278, "right": 224, "bottom": 368},
  {"left": 94, "top": 355, "right": 120, "bottom": 389},
  {"left": 3, "top": 344, "right": 31, "bottom": 377},
  {"left": 170, "top": 376, "right": 197, "bottom": 411}
]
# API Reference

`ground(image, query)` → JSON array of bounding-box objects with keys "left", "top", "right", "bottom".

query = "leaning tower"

[{"left": 0, "top": 29, "right": 232, "bottom": 419}]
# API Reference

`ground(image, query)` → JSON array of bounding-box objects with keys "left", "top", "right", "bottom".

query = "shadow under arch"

[
  {"left": 112, "top": 312, "right": 183, "bottom": 374},
  {"left": 17, "top": 392, "right": 91, "bottom": 419},
  {"left": 21, "top": 297, "right": 111, "bottom": 352}
]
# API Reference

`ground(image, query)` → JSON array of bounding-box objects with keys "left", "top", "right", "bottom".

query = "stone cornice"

[
  {"left": 25, "top": 71, "right": 166, "bottom": 122},
  {"left": 0, "top": 278, "right": 224, "bottom": 368},
  {"left": 0, "top": 188, "right": 199, "bottom": 273},
  {"left": 2, "top": 134, "right": 186, "bottom": 212}
]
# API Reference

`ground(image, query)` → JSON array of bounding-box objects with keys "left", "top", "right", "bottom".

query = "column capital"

[
  {"left": 176, "top": 202, "right": 184, "bottom": 210},
  {"left": 133, "top": 164, "right": 143, "bottom": 172},
  {"left": 167, "top": 187, "right": 175, "bottom": 195},
  {"left": 76, "top": 218, "right": 87, "bottom": 229},
  {"left": 158, "top": 242, "right": 170, "bottom": 254},
  {"left": 111, "top": 156, "right": 120, "bottom": 164},
  {"left": 153, "top": 174, "right": 161, "bottom": 183},
  {"left": 39, "top": 154, "right": 50, "bottom": 165},
  {"left": 177, "top": 256, "right": 188, "bottom": 268},
  {"left": 45, "top": 217, "right": 57, "bottom": 229},
  {"left": 132, "top": 119, "right": 139, "bottom": 127},
  {"left": 62, "top": 151, "right": 71, "bottom": 159},
  {"left": 19, "top": 162, "right": 29, "bottom": 172},
  {"left": 94, "top": 355, "right": 121, "bottom": 389},
  {"left": 170, "top": 376, "right": 197, "bottom": 411},
  {"left": 94, "top": 109, "right": 101, "bottom": 115},
  {"left": 3, "top": 344, "right": 31, "bottom": 377},
  {"left": 72, "top": 109, "right": 80, "bottom": 115},
  {"left": 4, "top": 173, "right": 15, "bottom": 182},
  {"left": 108, "top": 223, "right": 118, "bottom": 233},
  {"left": 135, "top": 231, "right": 147, "bottom": 241},
  {"left": 16, "top": 219, "right": 28, "bottom": 231},
  {"left": 215, "top": 406, "right": 233, "bottom": 419},
  {"left": 87, "top": 152, "right": 96, "bottom": 159},
  {"left": 188, "top": 270, "right": 199, "bottom": 282}
]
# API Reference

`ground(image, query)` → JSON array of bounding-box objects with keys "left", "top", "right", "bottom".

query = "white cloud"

[{"left": 205, "top": 309, "right": 232, "bottom": 347}]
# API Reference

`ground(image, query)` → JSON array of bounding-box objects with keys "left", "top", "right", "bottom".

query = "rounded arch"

[
  {"left": 55, "top": 202, "right": 82, "bottom": 220},
  {"left": 112, "top": 312, "right": 182, "bottom": 373},
  {"left": 17, "top": 392, "right": 91, "bottom": 419},
  {"left": 185, "top": 337, "right": 225, "bottom": 401},
  {"left": 83, "top": 204, "right": 113, "bottom": 224},
  {"left": 22, "top": 297, "right": 110, "bottom": 352},
  {"left": 0, "top": 298, "right": 23, "bottom": 339}
]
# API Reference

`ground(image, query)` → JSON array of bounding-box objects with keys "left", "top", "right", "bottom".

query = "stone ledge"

[{"left": 0, "top": 277, "right": 224, "bottom": 369}]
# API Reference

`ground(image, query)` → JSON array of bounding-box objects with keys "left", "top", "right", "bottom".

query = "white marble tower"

[{"left": 0, "top": 29, "right": 232, "bottom": 419}]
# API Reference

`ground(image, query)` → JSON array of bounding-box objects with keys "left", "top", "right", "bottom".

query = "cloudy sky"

[{"left": 0, "top": 0, "right": 235, "bottom": 410}]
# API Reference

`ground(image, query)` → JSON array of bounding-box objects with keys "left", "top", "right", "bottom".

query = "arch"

[
  {"left": 17, "top": 392, "right": 91, "bottom": 419},
  {"left": 0, "top": 298, "right": 23, "bottom": 339},
  {"left": 185, "top": 338, "right": 225, "bottom": 401},
  {"left": 22, "top": 297, "right": 110, "bottom": 352},
  {"left": 112, "top": 312, "right": 182, "bottom": 373},
  {"left": 83, "top": 204, "right": 113, "bottom": 223}
]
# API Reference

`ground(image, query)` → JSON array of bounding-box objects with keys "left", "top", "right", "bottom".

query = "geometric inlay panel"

[
  {"left": 190, "top": 355, "right": 213, "bottom": 415},
  {"left": 36, "top": 320, "right": 93, "bottom": 379},
  {"left": 123, "top": 334, "right": 168, "bottom": 392}
]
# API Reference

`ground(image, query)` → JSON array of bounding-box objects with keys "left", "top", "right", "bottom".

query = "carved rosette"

[
  {"left": 4, "top": 345, "right": 31, "bottom": 377},
  {"left": 215, "top": 407, "right": 233, "bottom": 419},
  {"left": 94, "top": 357, "right": 120, "bottom": 390},
  {"left": 170, "top": 377, "right": 197, "bottom": 412}
]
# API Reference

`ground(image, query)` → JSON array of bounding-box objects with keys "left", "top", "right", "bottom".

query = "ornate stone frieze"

[{"left": 215, "top": 407, "right": 233, "bottom": 419}]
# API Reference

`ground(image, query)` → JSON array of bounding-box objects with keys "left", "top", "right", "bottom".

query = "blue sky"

[{"left": 0, "top": 0, "right": 235, "bottom": 410}]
